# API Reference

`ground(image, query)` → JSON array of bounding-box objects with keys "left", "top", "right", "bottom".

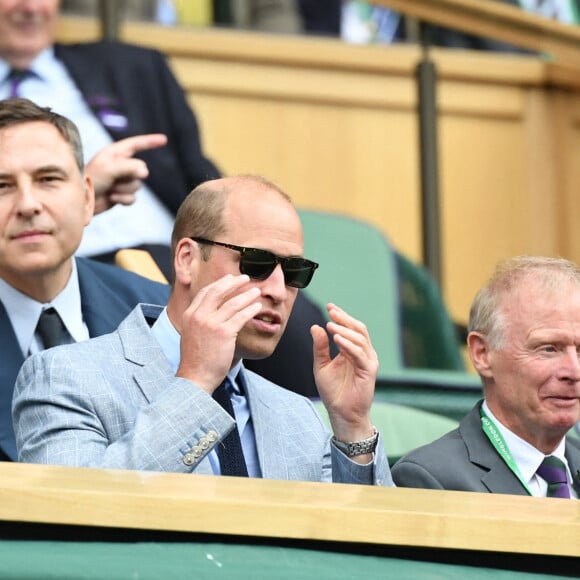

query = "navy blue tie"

[
  {"left": 212, "top": 378, "right": 248, "bottom": 477},
  {"left": 36, "top": 307, "right": 66, "bottom": 349}
]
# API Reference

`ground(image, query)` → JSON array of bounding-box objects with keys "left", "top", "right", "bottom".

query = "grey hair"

[{"left": 468, "top": 256, "right": 580, "bottom": 349}]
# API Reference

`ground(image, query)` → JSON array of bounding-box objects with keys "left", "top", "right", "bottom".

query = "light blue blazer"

[
  {"left": 13, "top": 304, "right": 393, "bottom": 486},
  {"left": 0, "top": 258, "right": 169, "bottom": 460}
]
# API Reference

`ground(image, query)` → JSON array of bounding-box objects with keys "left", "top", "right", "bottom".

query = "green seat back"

[
  {"left": 298, "top": 208, "right": 482, "bottom": 421},
  {"left": 299, "top": 209, "right": 404, "bottom": 372},
  {"left": 396, "top": 251, "right": 466, "bottom": 371},
  {"left": 313, "top": 400, "right": 458, "bottom": 465}
]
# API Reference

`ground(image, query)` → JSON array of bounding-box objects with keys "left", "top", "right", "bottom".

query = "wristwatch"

[{"left": 332, "top": 428, "right": 378, "bottom": 457}]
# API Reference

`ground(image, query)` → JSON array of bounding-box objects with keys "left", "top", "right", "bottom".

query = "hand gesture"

[
  {"left": 175, "top": 274, "right": 261, "bottom": 393},
  {"left": 86, "top": 134, "right": 167, "bottom": 214},
  {"left": 311, "top": 303, "right": 378, "bottom": 442}
]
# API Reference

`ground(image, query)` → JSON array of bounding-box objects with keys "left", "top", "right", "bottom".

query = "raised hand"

[
  {"left": 86, "top": 133, "right": 168, "bottom": 214},
  {"left": 311, "top": 303, "right": 377, "bottom": 443},
  {"left": 175, "top": 274, "right": 262, "bottom": 393}
]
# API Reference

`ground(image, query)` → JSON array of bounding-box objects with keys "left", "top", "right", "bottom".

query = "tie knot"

[
  {"left": 537, "top": 455, "right": 567, "bottom": 483},
  {"left": 36, "top": 307, "right": 66, "bottom": 350},
  {"left": 6, "top": 68, "right": 32, "bottom": 98}
]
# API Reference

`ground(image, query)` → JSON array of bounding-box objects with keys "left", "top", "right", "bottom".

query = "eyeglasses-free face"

[{"left": 191, "top": 237, "right": 318, "bottom": 289}]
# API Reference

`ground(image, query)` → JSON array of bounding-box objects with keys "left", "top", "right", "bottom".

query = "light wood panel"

[
  {"left": 375, "top": 0, "right": 580, "bottom": 70},
  {"left": 0, "top": 461, "right": 578, "bottom": 557},
  {"left": 55, "top": 17, "right": 580, "bottom": 322}
]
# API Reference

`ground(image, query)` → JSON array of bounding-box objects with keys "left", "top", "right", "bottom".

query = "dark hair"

[{"left": 0, "top": 98, "right": 84, "bottom": 171}]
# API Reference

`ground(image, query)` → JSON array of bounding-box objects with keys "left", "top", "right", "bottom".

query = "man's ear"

[
  {"left": 83, "top": 174, "right": 95, "bottom": 225},
  {"left": 468, "top": 331, "right": 494, "bottom": 379},
  {"left": 173, "top": 238, "right": 197, "bottom": 286}
]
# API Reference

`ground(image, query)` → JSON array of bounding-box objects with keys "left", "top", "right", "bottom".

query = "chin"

[{"left": 238, "top": 340, "right": 279, "bottom": 361}]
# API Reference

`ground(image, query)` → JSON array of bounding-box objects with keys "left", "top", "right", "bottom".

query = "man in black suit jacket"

[{"left": 0, "top": 1, "right": 220, "bottom": 278}]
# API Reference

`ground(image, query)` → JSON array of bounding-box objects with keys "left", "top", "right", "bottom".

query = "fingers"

[
  {"left": 190, "top": 274, "right": 262, "bottom": 331},
  {"left": 108, "top": 133, "right": 168, "bottom": 158},
  {"left": 325, "top": 303, "right": 378, "bottom": 368},
  {"left": 311, "top": 324, "right": 331, "bottom": 367}
]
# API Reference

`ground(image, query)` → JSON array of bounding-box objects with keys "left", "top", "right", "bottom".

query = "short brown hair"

[{"left": 0, "top": 98, "right": 84, "bottom": 171}]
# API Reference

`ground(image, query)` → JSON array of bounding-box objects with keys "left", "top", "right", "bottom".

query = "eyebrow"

[{"left": 34, "top": 165, "right": 69, "bottom": 176}]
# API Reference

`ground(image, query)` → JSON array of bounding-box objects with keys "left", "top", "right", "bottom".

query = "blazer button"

[
  {"left": 207, "top": 430, "right": 218, "bottom": 442},
  {"left": 183, "top": 453, "right": 194, "bottom": 466},
  {"left": 199, "top": 438, "right": 209, "bottom": 450},
  {"left": 192, "top": 445, "right": 203, "bottom": 458}
]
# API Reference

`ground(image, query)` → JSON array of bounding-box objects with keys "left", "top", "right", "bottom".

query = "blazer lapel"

[
  {"left": 565, "top": 439, "right": 580, "bottom": 496},
  {"left": 0, "top": 303, "right": 23, "bottom": 460},
  {"left": 242, "top": 370, "right": 289, "bottom": 480},
  {"left": 115, "top": 304, "right": 175, "bottom": 404},
  {"left": 77, "top": 259, "right": 123, "bottom": 337},
  {"left": 54, "top": 43, "right": 131, "bottom": 141},
  {"left": 461, "top": 403, "right": 529, "bottom": 496}
]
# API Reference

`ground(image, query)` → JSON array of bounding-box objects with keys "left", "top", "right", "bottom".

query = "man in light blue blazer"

[
  {"left": 0, "top": 98, "right": 169, "bottom": 462},
  {"left": 14, "top": 175, "right": 393, "bottom": 486}
]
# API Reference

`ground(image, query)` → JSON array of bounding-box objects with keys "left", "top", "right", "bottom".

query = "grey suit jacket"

[
  {"left": 392, "top": 402, "right": 580, "bottom": 495},
  {"left": 13, "top": 304, "right": 392, "bottom": 486}
]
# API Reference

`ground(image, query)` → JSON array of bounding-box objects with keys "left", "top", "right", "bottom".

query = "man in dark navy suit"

[{"left": 0, "top": 97, "right": 170, "bottom": 461}]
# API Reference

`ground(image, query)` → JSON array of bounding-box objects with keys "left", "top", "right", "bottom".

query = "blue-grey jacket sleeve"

[
  {"left": 330, "top": 434, "right": 394, "bottom": 487},
  {"left": 13, "top": 347, "right": 233, "bottom": 473}
]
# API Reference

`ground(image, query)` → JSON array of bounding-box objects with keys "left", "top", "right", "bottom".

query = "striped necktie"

[
  {"left": 536, "top": 456, "right": 571, "bottom": 498},
  {"left": 7, "top": 68, "right": 31, "bottom": 98},
  {"left": 212, "top": 377, "right": 249, "bottom": 477}
]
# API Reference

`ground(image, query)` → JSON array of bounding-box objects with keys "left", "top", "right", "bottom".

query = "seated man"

[
  {"left": 14, "top": 174, "right": 393, "bottom": 487},
  {"left": 392, "top": 256, "right": 580, "bottom": 498},
  {"left": 0, "top": 0, "right": 219, "bottom": 274},
  {"left": 0, "top": 98, "right": 169, "bottom": 462}
]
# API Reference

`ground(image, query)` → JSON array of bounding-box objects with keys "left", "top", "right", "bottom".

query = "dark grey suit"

[{"left": 392, "top": 401, "right": 580, "bottom": 495}]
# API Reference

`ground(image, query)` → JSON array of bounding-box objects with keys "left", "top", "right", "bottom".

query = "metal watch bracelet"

[{"left": 332, "top": 427, "right": 378, "bottom": 457}]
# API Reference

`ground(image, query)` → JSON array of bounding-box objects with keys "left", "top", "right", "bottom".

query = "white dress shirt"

[{"left": 0, "top": 49, "right": 175, "bottom": 256}]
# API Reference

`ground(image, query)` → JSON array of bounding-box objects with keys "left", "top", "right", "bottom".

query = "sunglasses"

[{"left": 191, "top": 237, "right": 319, "bottom": 288}]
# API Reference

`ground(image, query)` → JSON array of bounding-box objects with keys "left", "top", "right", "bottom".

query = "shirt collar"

[
  {"left": 482, "top": 400, "right": 570, "bottom": 485},
  {"left": 0, "top": 257, "right": 86, "bottom": 355}
]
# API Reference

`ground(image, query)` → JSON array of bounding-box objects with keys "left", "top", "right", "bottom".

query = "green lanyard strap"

[{"left": 480, "top": 407, "right": 533, "bottom": 496}]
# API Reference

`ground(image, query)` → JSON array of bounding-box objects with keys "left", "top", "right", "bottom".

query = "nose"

[
  {"left": 15, "top": 182, "right": 42, "bottom": 217},
  {"left": 559, "top": 347, "right": 580, "bottom": 383},
  {"left": 259, "top": 263, "right": 288, "bottom": 302}
]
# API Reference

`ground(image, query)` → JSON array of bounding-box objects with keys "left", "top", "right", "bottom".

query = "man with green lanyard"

[{"left": 392, "top": 256, "right": 580, "bottom": 499}]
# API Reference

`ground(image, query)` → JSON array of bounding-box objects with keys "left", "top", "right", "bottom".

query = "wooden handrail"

[
  {"left": 0, "top": 462, "right": 578, "bottom": 557},
  {"left": 374, "top": 0, "right": 580, "bottom": 69}
]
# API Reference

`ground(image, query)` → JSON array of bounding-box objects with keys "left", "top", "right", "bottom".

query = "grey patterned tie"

[
  {"left": 36, "top": 307, "right": 66, "bottom": 349},
  {"left": 212, "top": 378, "right": 248, "bottom": 477}
]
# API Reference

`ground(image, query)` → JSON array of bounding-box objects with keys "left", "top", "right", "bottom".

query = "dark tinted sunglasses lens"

[
  {"left": 239, "top": 248, "right": 277, "bottom": 279},
  {"left": 282, "top": 258, "right": 317, "bottom": 289}
]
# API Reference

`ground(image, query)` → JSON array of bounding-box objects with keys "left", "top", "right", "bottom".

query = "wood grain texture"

[{"left": 0, "top": 462, "right": 578, "bottom": 557}]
